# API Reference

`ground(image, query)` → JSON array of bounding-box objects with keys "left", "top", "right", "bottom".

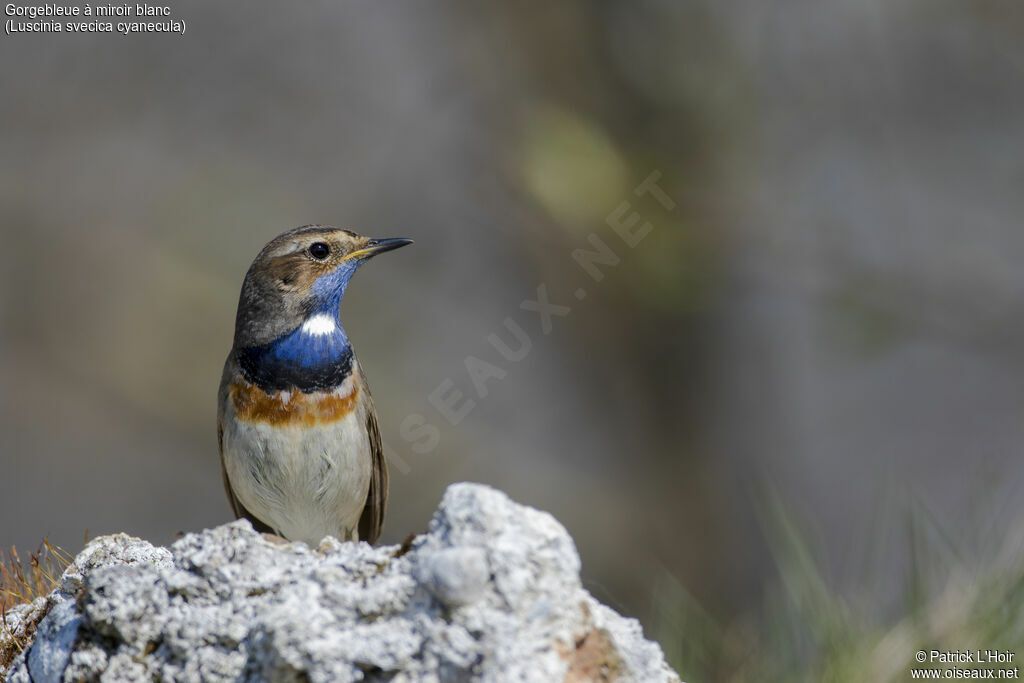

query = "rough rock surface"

[{"left": 1, "top": 483, "right": 679, "bottom": 682}]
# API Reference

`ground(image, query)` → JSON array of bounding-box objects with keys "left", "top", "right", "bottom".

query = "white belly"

[{"left": 221, "top": 401, "right": 371, "bottom": 545}]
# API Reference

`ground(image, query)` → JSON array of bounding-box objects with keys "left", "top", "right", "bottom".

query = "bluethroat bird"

[{"left": 218, "top": 225, "right": 412, "bottom": 546}]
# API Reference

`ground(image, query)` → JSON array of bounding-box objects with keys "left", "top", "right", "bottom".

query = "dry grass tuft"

[
  {"left": 0, "top": 540, "right": 74, "bottom": 672},
  {"left": 0, "top": 541, "right": 73, "bottom": 606}
]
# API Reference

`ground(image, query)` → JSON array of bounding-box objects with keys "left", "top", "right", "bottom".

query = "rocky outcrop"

[{"left": 2, "top": 483, "right": 679, "bottom": 682}]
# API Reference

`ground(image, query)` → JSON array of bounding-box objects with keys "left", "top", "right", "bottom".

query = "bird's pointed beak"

[{"left": 345, "top": 237, "right": 414, "bottom": 261}]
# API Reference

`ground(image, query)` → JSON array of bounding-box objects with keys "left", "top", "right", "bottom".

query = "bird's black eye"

[{"left": 308, "top": 242, "right": 330, "bottom": 260}]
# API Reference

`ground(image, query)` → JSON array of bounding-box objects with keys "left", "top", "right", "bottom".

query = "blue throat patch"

[
  {"left": 238, "top": 263, "right": 359, "bottom": 392},
  {"left": 238, "top": 320, "right": 354, "bottom": 393}
]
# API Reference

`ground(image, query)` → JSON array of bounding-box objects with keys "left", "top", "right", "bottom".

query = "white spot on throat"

[{"left": 301, "top": 313, "right": 338, "bottom": 337}]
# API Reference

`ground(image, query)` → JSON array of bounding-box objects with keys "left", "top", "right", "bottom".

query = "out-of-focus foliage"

[
  {"left": 521, "top": 106, "right": 629, "bottom": 227},
  {"left": 656, "top": 491, "right": 1024, "bottom": 681}
]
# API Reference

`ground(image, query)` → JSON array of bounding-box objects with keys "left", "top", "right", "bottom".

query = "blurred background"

[{"left": 3, "top": 1, "right": 1024, "bottom": 679}]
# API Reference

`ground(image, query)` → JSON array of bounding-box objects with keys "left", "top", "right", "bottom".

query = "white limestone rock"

[{"left": 2, "top": 483, "right": 680, "bottom": 682}]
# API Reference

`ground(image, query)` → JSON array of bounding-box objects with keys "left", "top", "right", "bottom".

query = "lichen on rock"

[{"left": 1, "top": 483, "right": 680, "bottom": 682}]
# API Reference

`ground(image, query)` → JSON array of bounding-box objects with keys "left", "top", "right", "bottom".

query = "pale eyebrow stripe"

[{"left": 268, "top": 240, "right": 308, "bottom": 258}]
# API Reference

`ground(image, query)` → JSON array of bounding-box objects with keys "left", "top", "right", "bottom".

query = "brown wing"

[
  {"left": 218, "top": 357, "right": 273, "bottom": 534},
  {"left": 357, "top": 368, "right": 389, "bottom": 544}
]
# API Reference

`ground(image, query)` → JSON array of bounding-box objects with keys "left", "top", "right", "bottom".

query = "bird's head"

[{"left": 233, "top": 225, "right": 413, "bottom": 349}]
